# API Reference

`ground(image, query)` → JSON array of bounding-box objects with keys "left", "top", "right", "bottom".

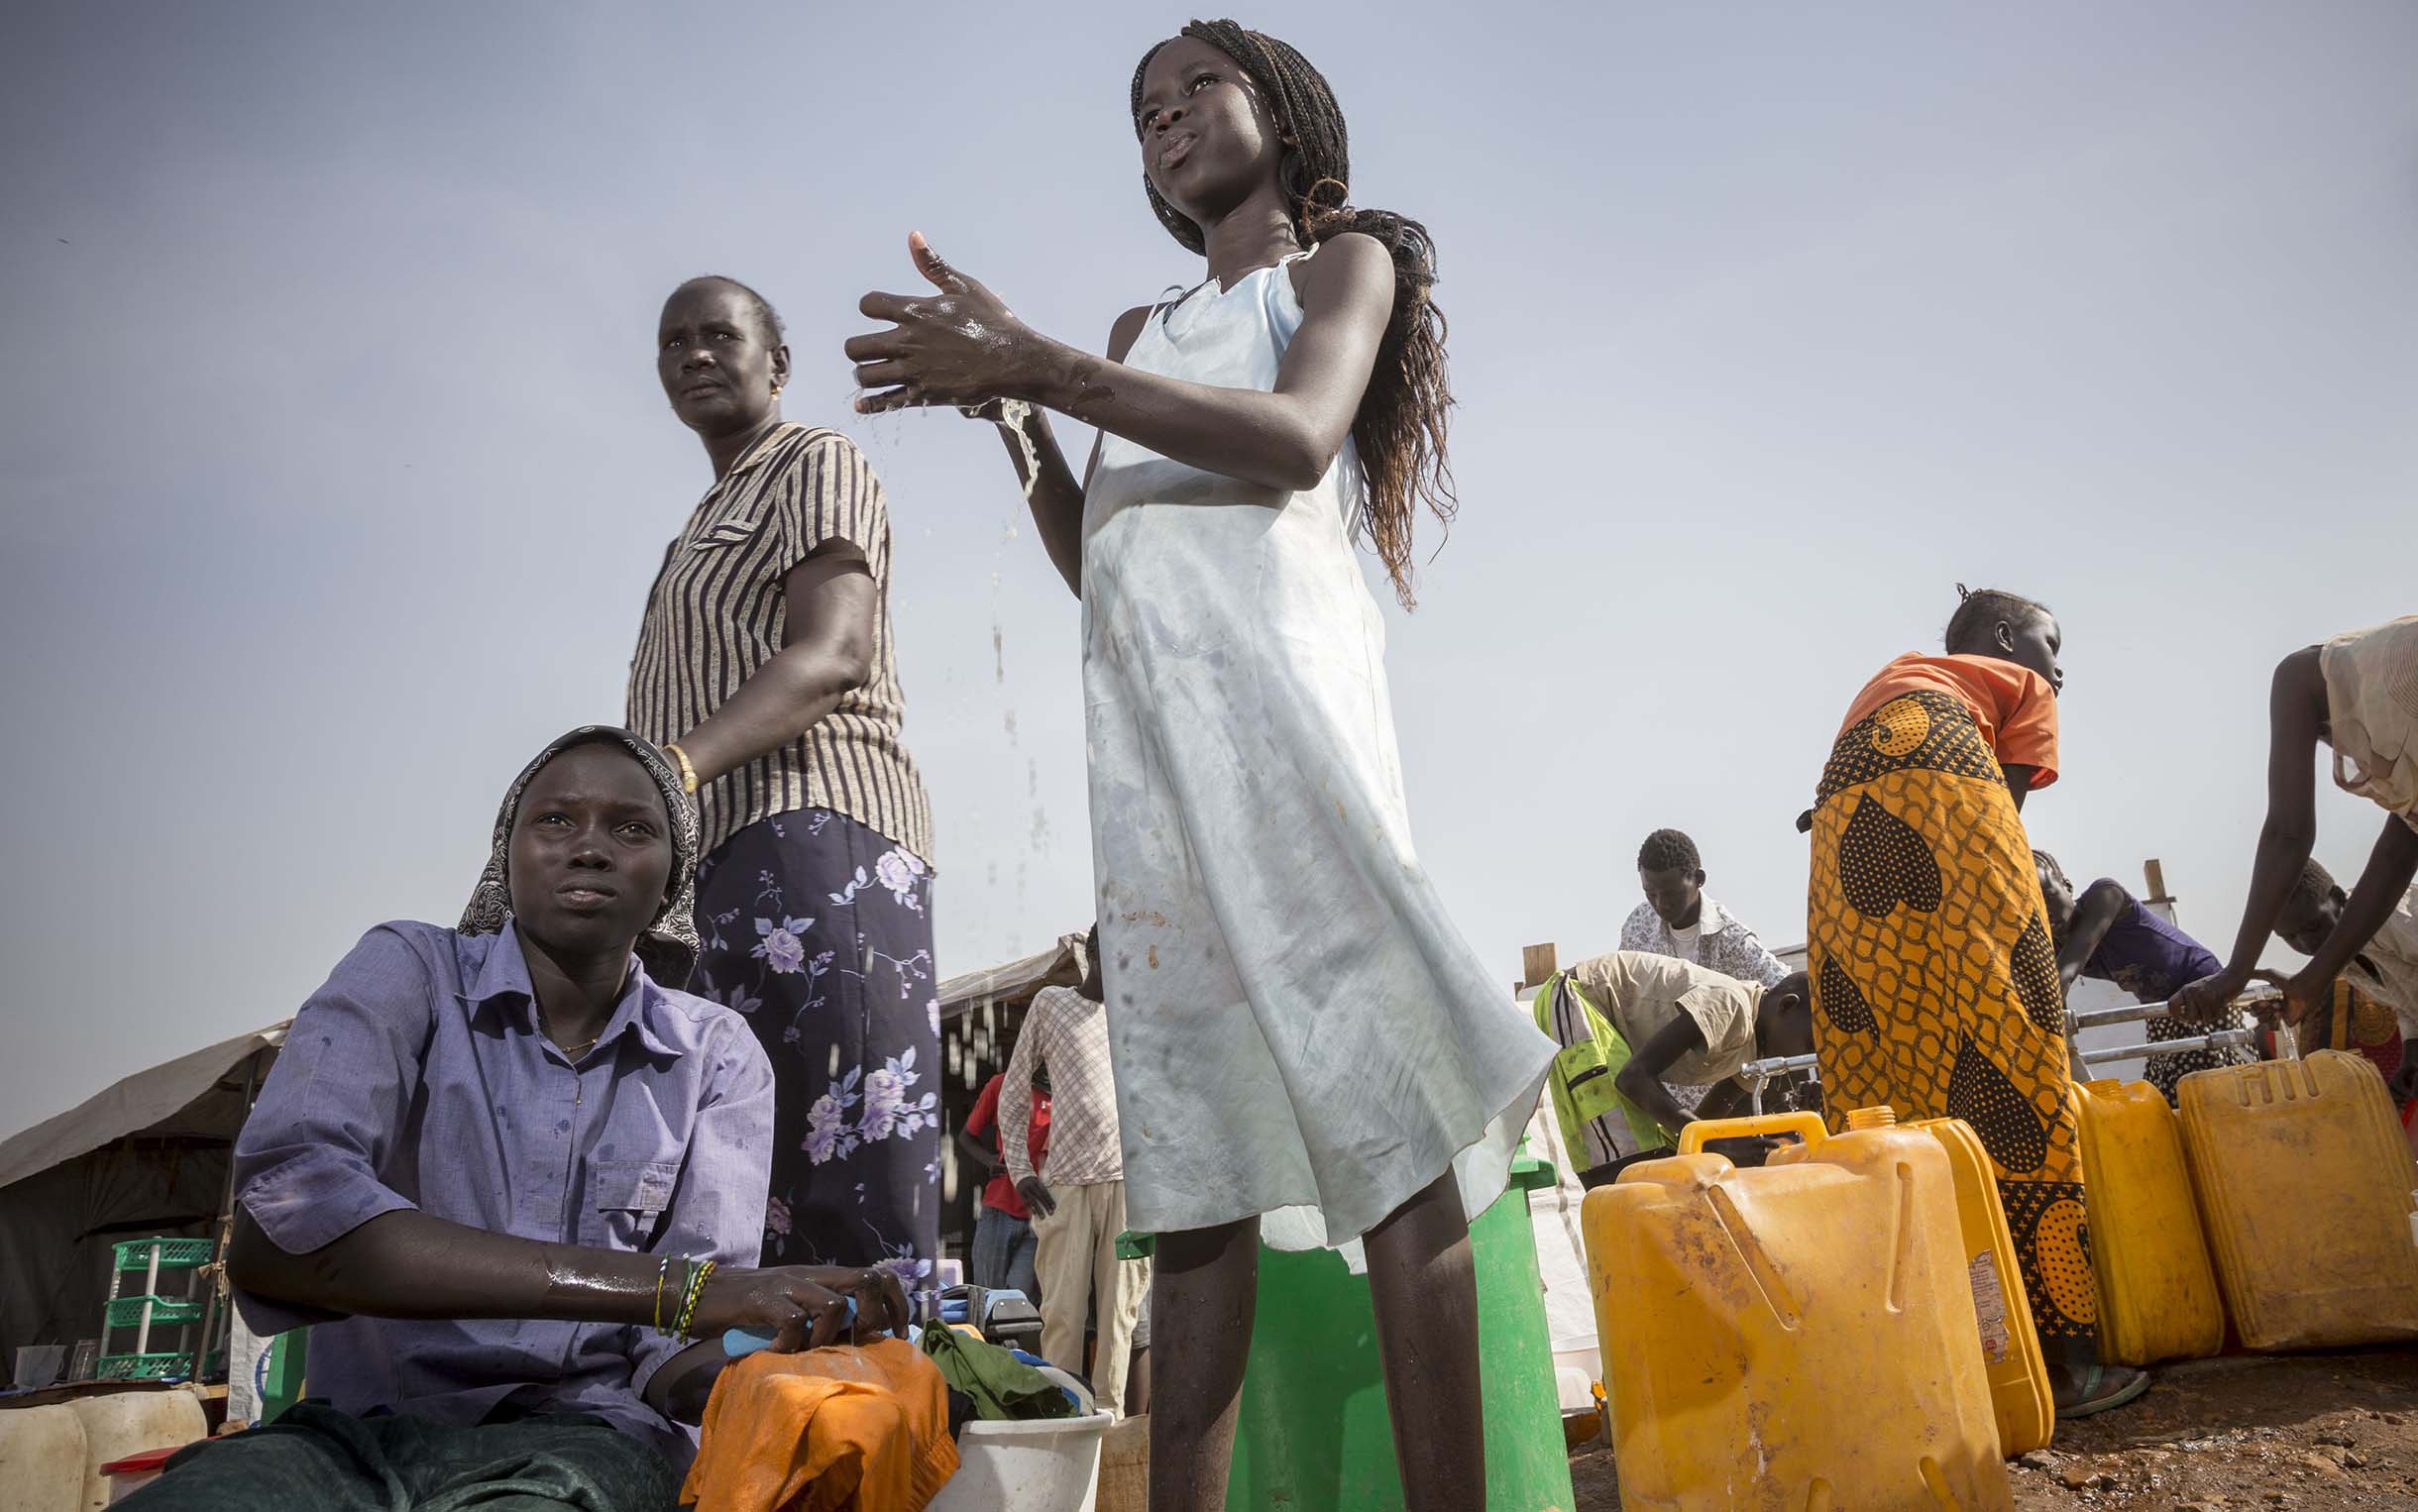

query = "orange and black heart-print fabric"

[{"left": 1806, "top": 689, "right": 2096, "bottom": 1341}]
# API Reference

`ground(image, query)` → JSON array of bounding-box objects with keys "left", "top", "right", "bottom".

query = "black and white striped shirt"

[{"left": 626, "top": 423, "right": 932, "bottom": 864}]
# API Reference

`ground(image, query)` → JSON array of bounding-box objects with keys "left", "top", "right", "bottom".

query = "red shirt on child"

[{"left": 964, "top": 1072, "right": 1050, "bottom": 1219}]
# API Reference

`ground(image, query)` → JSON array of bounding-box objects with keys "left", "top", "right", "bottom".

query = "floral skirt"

[{"left": 691, "top": 808, "right": 938, "bottom": 1302}]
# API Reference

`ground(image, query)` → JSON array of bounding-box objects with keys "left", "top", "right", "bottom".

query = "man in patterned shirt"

[
  {"left": 1001, "top": 927, "right": 1149, "bottom": 1417},
  {"left": 1620, "top": 828, "right": 1790, "bottom": 989}
]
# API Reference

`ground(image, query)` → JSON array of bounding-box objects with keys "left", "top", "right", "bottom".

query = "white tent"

[{"left": 0, "top": 1025, "right": 285, "bottom": 1385}]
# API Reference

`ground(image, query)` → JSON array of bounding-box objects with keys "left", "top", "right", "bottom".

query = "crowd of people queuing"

[{"left": 113, "top": 15, "right": 2418, "bottom": 1511}]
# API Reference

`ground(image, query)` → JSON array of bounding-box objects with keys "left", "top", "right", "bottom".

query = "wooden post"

[
  {"left": 1520, "top": 943, "right": 1558, "bottom": 993},
  {"left": 2143, "top": 859, "right": 2171, "bottom": 907}
]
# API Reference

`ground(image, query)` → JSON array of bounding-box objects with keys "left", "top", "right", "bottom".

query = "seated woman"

[
  {"left": 2033, "top": 849, "right": 2253, "bottom": 1103},
  {"left": 124, "top": 727, "right": 906, "bottom": 1511}
]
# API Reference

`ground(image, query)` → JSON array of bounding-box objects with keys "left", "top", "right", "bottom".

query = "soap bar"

[{"left": 722, "top": 1297, "right": 866, "bottom": 1358}]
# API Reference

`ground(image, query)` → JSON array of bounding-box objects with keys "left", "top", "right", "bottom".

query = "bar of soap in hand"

[{"left": 722, "top": 1297, "right": 861, "bottom": 1358}]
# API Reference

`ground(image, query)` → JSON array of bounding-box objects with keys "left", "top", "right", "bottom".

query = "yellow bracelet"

[
  {"left": 675, "top": 1258, "right": 716, "bottom": 1340},
  {"left": 651, "top": 1256, "right": 671, "bottom": 1332},
  {"left": 664, "top": 743, "right": 700, "bottom": 796}
]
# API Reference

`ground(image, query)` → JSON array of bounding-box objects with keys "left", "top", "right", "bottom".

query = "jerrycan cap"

[{"left": 1844, "top": 1106, "right": 1899, "bottom": 1131}]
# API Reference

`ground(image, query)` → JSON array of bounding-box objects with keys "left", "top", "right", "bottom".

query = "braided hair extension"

[
  {"left": 1130, "top": 20, "right": 1454, "bottom": 607},
  {"left": 1944, "top": 583, "right": 2052, "bottom": 655}
]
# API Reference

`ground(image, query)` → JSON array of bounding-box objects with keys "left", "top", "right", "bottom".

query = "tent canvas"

[
  {"left": 934, "top": 935, "right": 1084, "bottom": 1023},
  {"left": 0, "top": 1024, "right": 285, "bottom": 1386}
]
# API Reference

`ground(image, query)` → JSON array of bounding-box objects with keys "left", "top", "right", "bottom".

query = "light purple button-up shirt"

[{"left": 234, "top": 919, "right": 773, "bottom": 1463}]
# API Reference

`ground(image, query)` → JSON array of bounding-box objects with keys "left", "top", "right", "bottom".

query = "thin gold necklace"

[{"left": 540, "top": 1013, "right": 603, "bottom": 1060}]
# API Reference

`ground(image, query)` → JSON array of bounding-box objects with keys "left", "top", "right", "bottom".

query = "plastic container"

[
  {"left": 1224, "top": 1155, "right": 1576, "bottom": 1511},
  {"left": 2180, "top": 1050, "right": 2418, "bottom": 1350},
  {"left": 66, "top": 1391, "right": 205, "bottom": 1512},
  {"left": 1095, "top": 1414, "right": 1149, "bottom": 1512},
  {"left": 13, "top": 1344, "right": 66, "bottom": 1390},
  {"left": 926, "top": 1410, "right": 1111, "bottom": 1512},
  {"left": 107, "top": 1240, "right": 211, "bottom": 1271},
  {"left": 92, "top": 1353, "right": 190, "bottom": 1383},
  {"left": 0, "top": 1403, "right": 86, "bottom": 1512},
  {"left": 101, "top": 1298, "right": 203, "bottom": 1331},
  {"left": 1899, "top": 1114, "right": 2055, "bottom": 1457},
  {"left": 98, "top": 1446, "right": 180, "bottom": 1504},
  {"left": 1587, "top": 1110, "right": 2013, "bottom": 1510},
  {"left": 2072, "top": 1078, "right": 2226, "bottom": 1365}
]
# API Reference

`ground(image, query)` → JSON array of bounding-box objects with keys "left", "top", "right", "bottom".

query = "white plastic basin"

[{"left": 929, "top": 1410, "right": 1112, "bottom": 1512}]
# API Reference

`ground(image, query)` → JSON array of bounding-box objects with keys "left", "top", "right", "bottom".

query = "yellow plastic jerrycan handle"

[{"left": 1676, "top": 1110, "right": 1830, "bottom": 1155}]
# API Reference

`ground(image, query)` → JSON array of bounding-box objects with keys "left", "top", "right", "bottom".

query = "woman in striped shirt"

[{"left": 629, "top": 274, "right": 938, "bottom": 1308}]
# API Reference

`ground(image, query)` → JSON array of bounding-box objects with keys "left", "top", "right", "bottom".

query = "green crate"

[
  {"left": 96, "top": 1350, "right": 193, "bottom": 1381},
  {"left": 111, "top": 1238, "right": 212, "bottom": 1270},
  {"left": 106, "top": 1295, "right": 205, "bottom": 1329}
]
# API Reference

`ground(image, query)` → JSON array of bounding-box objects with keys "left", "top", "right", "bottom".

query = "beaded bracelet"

[
  {"left": 650, "top": 1255, "right": 672, "bottom": 1333},
  {"left": 674, "top": 1258, "right": 716, "bottom": 1340}
]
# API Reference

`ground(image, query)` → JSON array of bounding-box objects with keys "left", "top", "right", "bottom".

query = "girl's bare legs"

[
  {"left": 1365, "top": 1169, "right": 1484, "bottom": 1512},
  {"left": 1147, "top": 1173, "right": 1482, "bottom": 1511},
  {"left": 1148, "top": 1216, "right": 1260, "bottom": 1511}
]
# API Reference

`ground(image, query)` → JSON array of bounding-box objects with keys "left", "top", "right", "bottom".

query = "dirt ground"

[{"left": 1566, "top": 1349, "right": 2418, "bottom": 1509}]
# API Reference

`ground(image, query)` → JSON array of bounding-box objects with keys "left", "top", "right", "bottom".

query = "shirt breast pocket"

[
  {"left": 592, "top": 1157, "right": 682, "bottom": 1248},
  {"left": 688, "top": 519, "right": 763, "bottom": 553}
]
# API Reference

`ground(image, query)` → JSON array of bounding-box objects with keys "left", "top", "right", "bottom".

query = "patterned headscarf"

[{"left": 458, "top": 725, "right": 702, "bottom": 987}]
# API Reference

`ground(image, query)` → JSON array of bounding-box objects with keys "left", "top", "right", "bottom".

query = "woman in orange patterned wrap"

[{"left": 1805, "top": 587, "right": 2144, "bottom": 1417}]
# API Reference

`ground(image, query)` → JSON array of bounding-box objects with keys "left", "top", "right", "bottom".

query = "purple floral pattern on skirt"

[{"left": 691, "top": 808, "right": 938, "bottom": 1302}]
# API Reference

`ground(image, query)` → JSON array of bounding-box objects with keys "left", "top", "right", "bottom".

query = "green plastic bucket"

[{"left": 1225, "top": 1154, "right": 1573, "bottom": 1511}]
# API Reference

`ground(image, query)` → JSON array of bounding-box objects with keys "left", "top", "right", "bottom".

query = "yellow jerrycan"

[
  {"left": 2071, "top": 1078, "right": 2226, "bottom": 1365},
  {"left": 2178, "top": 1047, "right": 2418, "bottom": 1350},
  {"left": 1585, "top": 1109, "right": 2013, "bottom": 1510},
  {"left": 1890, "top": 1115, "right": 2055, "bottom": 1456}
]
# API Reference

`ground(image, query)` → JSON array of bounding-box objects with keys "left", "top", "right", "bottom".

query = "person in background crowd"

[
  {"left": 1001, "top": 929, "right": 1149, "bottom": 1418},
  {"left": 2174, "top": 616, "right": 2418, "bottom": 1031},
  {"left": 632, "top": 274, "right": 939, "bottom": 1303},
  {"left": 121, "top": 729, "right": 906, "bottom": 1510},
  {"left": 1620, "top": 826, "right": 1792, "bottom": 1120},
  {"left": 1805, "top": 586, "right": 2143, "bottom": 1417},
  {"left": 1621, "top": 827, "right": 1790, "bottom": 988},
  {"left": 958, "top": 1065, "right": 1051, "bottom": 1301},
  {"left": 1532, "top": 950, "right": 1812, "bottom": 1184},
  {"left": 2273, "top": 858, "right": 2418, "bottom": 1108},
  {"left": 2033, "top": 850, "right": 2253, "bottom": 1103}
]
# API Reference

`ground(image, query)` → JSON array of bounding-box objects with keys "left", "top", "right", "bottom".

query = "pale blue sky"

[{"left": 3, "top": 2, "right": 2412, "bottom": 1126}]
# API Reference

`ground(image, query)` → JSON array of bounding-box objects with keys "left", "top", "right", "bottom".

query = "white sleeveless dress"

[{"left": 1081, "top": 248, "right": 1555, "bottom": 1250}]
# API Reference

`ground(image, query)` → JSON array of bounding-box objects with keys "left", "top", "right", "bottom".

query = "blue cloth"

[
  {"left": 969, "top": 1207, "right": 1039, "bottom": 1302},
  {"left": 233, "top": 920, "right": 774, "bottom": 1464}
]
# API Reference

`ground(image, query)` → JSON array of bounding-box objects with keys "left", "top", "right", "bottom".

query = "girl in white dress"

[{"left": 844, "top": 21, "right": 1553, "bottom": 1508}]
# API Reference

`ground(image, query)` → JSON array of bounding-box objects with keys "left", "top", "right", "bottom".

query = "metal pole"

[
  {"left": 2064, "top": 983, "right": 2281, "bottom": 1035},
  {"left": 193, "top": 1050, "right": 263, "bottom": 1384},
  {"left": 2078, "top": 1027, "right": 2256, "bottom": 1067},
  {"left": 1738, "top": 1053, "right": 1820, "bottom": 1115}
]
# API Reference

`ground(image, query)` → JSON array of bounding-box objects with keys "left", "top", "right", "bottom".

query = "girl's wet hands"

[{"left": 847, "top": 232, "right": 1039, "bottom": 414}]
